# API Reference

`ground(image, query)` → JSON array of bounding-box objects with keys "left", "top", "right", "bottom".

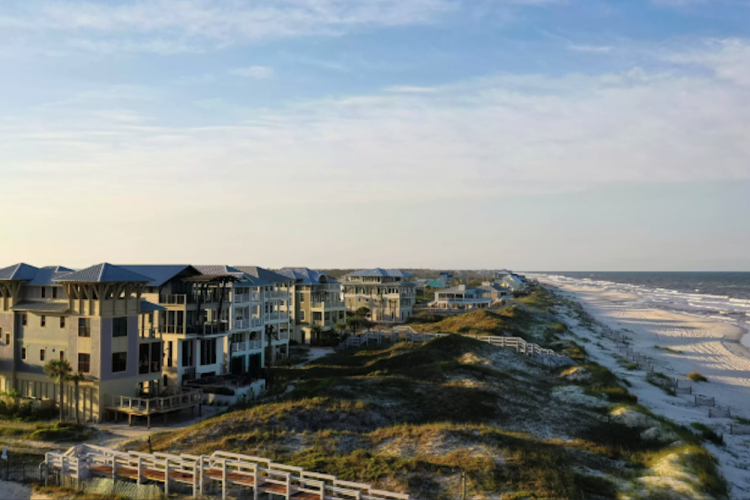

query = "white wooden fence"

[{"left": 44, "top": 444, "right": 410, "bottom": 500}]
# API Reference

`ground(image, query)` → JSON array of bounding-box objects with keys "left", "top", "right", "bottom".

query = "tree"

[
  {"left": 264, "top": 325, "right": 278, "bottom": 368},
  {"left": 69, "top": 372, "right": 85, "bottom": 424},
  {"left": 354, "top": 307, "right": 371, "bottom": 319},
  {"left": 310, "top": 325, "right": 322, "bottom": 345},
  {"left": 44, "top": 359, "right": 72, "bottom": 422},
  {"left": 334, "top": 322, "right": 347, "bottom": 340}
]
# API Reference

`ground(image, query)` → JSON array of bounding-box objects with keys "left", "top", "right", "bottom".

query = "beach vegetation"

[
  {"left": 690, "top": 422, "right": 724, "bottom": 446},
  {"left": 687, "top": 372, "right": 708, "bottom": 382}
]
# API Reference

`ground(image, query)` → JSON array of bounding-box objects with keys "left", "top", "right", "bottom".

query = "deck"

[{"left": 104, "top": 390, "right": 203, "bottom": 428}]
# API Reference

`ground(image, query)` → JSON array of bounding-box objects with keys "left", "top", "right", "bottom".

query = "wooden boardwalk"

[{"left": 45, "top": 444, "right": 410, "bottom": 500}]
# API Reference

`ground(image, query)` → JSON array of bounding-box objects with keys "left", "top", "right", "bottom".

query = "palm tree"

[
  {"left": 334, "top": 322, "right": 347, "bottom": 341},
  {"left": 69, "top": 372, "right": 85, "bottom": 424},
  {"left": 44, "top": 359, "right": 72, "bottom": 422},
  {"left": 264, "top": 325, "right": 278, "bottom": 368}
]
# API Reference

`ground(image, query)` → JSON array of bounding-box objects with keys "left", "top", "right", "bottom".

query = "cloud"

[
  {"left": 0, "top": 0, "right": 455, "bottom": 54},
  {"left": 3, "top": 38, "right": 750, "bottom": 210},
  {"left": 568, "top": 44, "right": 614, "bottom": 53},
  {"left": 230, "top": 66, "right": 275, "bottom": 80},
  {"left": 663, "top": 38, "right": 750, "bottom": 86}
]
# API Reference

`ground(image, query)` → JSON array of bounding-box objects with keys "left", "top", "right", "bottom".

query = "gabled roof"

[
  {"left": 0, "top": 263, "right": 39, "bottom": 281},
  {"left": 277, "top": 268, "right": 338, "bottom": 286},
  {"left": 119, "top": 265, "right": 199, "bottom": 287},
  {"left": 55, "top": 263, "right": 153, "bottom": 283},
  {"left": 235, "top": 266, "right": 295, "bottom": 285},
  {"left": 140, "top": 300, "right": 167, "bottom": 312},
  {"left": 195, "top": 265, "right": 245, "bottom": 277},
  {"left": 345, "top": 268, "right": 414, "bottom": 278},
  {"left": 27, "top": 266, "right": 74, "bottom": 286}
]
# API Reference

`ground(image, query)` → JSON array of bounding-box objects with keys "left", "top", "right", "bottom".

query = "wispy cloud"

[
  {"left": 0, "top": 0, "right": 455, "bottom": 54},
  {"left": 384, "top": 85, "right": 439, "bottom": 93},
  {"left": 230, "top": 66, "right": 275, "bottom": 80},
  {"left": 568, "top": 44, "right": 614, "bottom": 53}
]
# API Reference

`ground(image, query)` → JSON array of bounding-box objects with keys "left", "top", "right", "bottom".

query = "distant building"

[
  {"left": 277, "top": 268, "right": 346, "bottom": 344},
  {"left": 342, "top": 269, "right": 416, "bottom": 322},
  {"left": 431, "top": 285, "right": 495, "bottom": 310}
]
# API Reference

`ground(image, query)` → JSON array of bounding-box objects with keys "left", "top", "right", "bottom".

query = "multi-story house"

[
  {"left": 0, "top": 262, "right": 163, "bottom": 422},
  {"left": 228, "top": 266, "right": 293, "bottom": 370},
  {"left": 277, "top": 268, "right": 346, "bottom": 344},
  {"left": 342, "top": 269, "right": 416, "bottom": 322}
]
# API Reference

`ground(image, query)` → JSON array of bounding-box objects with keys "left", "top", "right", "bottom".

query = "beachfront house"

[
  {"left": 430, "top": 285, "right": 496, "bottom": 310},
  {"left": 342, "top": 269, "right": 416, "bottom": 322}
]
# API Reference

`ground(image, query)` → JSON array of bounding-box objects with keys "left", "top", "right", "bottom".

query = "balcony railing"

[
  {"left": 159, "top": 294, "right": 187, "bottom": 305},
  {"left": 251, "top": 293, "right": 262, "bottom": 302},
  {"left": 181, "top": 366, "right": 196, "bottom": 381},
  {"left": 233, "top": 294, "right": 250, "bottom": 304},
  {"left": 234, "top": 319, "right": 248, "bottom": 329},
  {"left": 311, "top": 300, "right": 346, "bottom": 309},
  {"left": 250, "top": 318, "right": 263, "bottom": 328},
  {"left": 248, "top": 339, "right": 262, "bottom": 349},
  {"left": 230, "top": 341, "right": 247, "bottom": 354},
  {"left": 278, "top": 331, "right": 290, "bottom": 341},
  {"left": 267, "top": 291, "right": 287, "bottom": 300},
  {"left": 266, "top": 312, "right": 284, "bottom": 321}
]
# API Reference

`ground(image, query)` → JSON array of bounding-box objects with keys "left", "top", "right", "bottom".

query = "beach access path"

[{"left": 540, "top": 278, "right": 750, "bottom": 498}]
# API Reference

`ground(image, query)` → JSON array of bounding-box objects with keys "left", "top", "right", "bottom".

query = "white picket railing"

[{"left": 45, "top": 444, "right": 411, "bottom": 500}]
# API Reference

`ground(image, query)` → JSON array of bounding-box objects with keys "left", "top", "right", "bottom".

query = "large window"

[
  {"left": 200, "top": 339, "right": 217, "bottom": 366},
  {"left": 78, "top": 353, "right": 90, "bottom": 373},
  {"left": 78, "top": 318, "right": 90, "bottom": 337},
  {"left": 112, "top": 352, "right": 127, "bottom": 373},
  {"left": 39, "top": 348, "right": 45, "bottom": 362},
  {"left": 113, "top": 317, "right": 128, "bottom": 337},
  {"left": 139, "top": 344, "right": 150, "bottom": 374},
  {"left": 60, "top": 317, "right": 65, "bottom": 328}
]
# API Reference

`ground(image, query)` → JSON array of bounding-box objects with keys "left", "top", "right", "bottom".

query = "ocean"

[{"left": 533, "top": 272, "right": 750, "bottom": 337}]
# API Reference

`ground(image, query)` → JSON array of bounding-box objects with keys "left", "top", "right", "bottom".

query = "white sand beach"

[{"left": 539, "top": 277, "right": 750, "bottom": 497}]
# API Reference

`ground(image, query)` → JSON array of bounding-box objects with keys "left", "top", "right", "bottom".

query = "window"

[
  {"left": 52, "top": 288, "right": 58, "bottom": 299},
  {"left": 300, "top": 310, "right": 306, "bottom": 321},
  {"left": 139, "top": 344, "right": 150, "bottom": 374},
  {"left": 299, "top": 293, "right": 305, "bottom": 303},
  {"left": 78, "top": 318, "right": 90, "bottom": 337},
  {"left": 151, "top": 343, "right": 161, "bottom": 372},
  {"left": 200, "top": 339, "right": 217, "bottom": 366},
  {"left": 59, "top": 350, "right": 64, "bottom": 361},
  {"left": 40, "top": 348, "right": 45, "bottom": 362},
  {"left": 60, "top": 317, "right": 65, "bottom": 328},
  {"left": 4, "top": 333, "right": 9, "bottom": 345},
  {"left": 112, "top": 352, "right": 127, "bottom": 373},
  {"left": 167, "top": 341, "right": 173, "bottom": 367},
  {"left": 21, "top": 347, "right": 26, "bottom": 360},
  {"left": 182, "top": 340, "right": 194, "bottom": 367},
  {"left": 41, "top": 287, "right": 46, "bottom": 298},
  {"left": 78, "top": 353, "right": 90, "bottom": 373},
  {"left": 41, "top": 315, "right": 46, "bottom": 327},
  {"left": 113, "top": 317, "right": 128, "bottom": 337},
  {"left": 163, "top": 375, "right": 168, "bottom": 387},
  {"left": 22, "top": 313, "right": 27, "bottom": 326}
]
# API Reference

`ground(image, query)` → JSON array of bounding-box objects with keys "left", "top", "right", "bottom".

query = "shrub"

[
  {"left": 688, "top": 372, "right": 708, "bottom": 382},
  {"left": 690, "top": 422, "right": 724, "bottom": 446}
]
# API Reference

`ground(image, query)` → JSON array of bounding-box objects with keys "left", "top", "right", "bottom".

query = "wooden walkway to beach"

[{"left": 44, "top": 444, "right": 410, "bottom": 500}]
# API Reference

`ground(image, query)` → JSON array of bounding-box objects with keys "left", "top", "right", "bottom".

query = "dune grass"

[{"left": 688, "top": 372, "right": 708, "bottom": 383}]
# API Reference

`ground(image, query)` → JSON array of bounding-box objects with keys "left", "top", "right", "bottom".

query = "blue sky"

[{"left": 2, "top": 0, "right": 750, "bottom": 270}]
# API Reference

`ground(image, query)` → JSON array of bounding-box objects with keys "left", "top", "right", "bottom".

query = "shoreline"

[{"left": 538, "top": 278, "right": 750, "bottom": 497}]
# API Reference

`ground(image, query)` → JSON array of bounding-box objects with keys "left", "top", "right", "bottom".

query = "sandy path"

[{"left": 540, "top": 278, "right": 750, "bottom": 497}]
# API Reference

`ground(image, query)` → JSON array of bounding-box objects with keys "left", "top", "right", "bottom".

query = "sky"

[{"left": 2, "top": 0, "right": 750, "bottom": 271}]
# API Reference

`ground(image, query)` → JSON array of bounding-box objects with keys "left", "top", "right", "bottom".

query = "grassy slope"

[{"left": 143, "top": 287, "right": 726, "bottom": 500}]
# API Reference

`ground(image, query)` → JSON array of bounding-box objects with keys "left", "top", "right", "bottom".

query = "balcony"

[
  {"left": 249, "top": 318, "right": 264, "bottom": 328},
  {"left": 233, "top": 294, "right": 250, "bottom": 304},
  {"left": 230, "top": 341, "right": 247, "bottom": 354},
  {"left": 311, "top": 300, "right": 346, "bottom": 310},
  {"left": 277, "top": 331, "right": 290, "bottom": 341},
  {"left": 266, "top": 291, "right": 287, "bottom": 300},
  {"left": 181, "top": 366, "right": 196, "bottom": 382},
  {"left": 251, "top": 293, "right": 262, "bottom": 302},
  {"left": 248, "top": 339, "right": 262, "bottom": 350},
  {"left": 266, "top": 312, "right": 284, "bottom": 321},
  {"left": 234, "top": 319, "right": 248, "bottom": 329},
  {"left": 159, "top": 294, "right": 187, "bottom": 305}
]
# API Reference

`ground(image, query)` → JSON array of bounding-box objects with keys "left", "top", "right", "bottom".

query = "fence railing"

[
  {"left": 730, "top": 423, "right": 750, "bottom": 435},
  {"left": 44, "top": 444, "right": 411, "bottom": 500},
  {"left": 105, "top": 390, "right": 203, "bottom": 414}
]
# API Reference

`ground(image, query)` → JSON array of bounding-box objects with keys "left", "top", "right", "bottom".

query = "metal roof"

[
  {"left": 118, "top": 265, "right": 198, "bottom": 287},
  {"left": 236, "top": 266, "right": 295, "bottom": 285},
  {"left": 345, "top": 268, "right": 414, "bottom": 278},
  {"left": 140, "top": 300, "right": 166, "bottom": 312},
  {"left": 0, "top": 263, "right": 40, "bottom": 281},
  {"left": 55, "top": 263, "right": 153, "bottom": 283},
  {"left": 26, "top": 266, "right": 74, "bottom": 286},
  {"left": 11, "top": 301, "right": 69, "bottom": 313},
  {"left": 277, "top": 268, "right": 338, "bottom": 286},
  {"left": 195, "top": 265, "right": 245, "bottom": 277}
]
